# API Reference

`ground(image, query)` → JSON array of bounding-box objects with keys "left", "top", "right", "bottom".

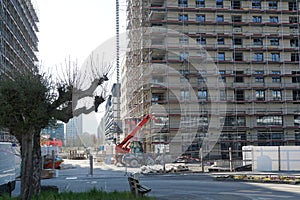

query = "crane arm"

[{"left": 115, "top": 114, "right": 154, "bottom": 153}]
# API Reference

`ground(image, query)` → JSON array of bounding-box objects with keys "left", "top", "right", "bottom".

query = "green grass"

[{"left": 0, "top": 188, "right": 154, "bottom": 200}]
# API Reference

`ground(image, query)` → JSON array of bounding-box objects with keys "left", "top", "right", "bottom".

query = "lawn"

[{"left": 0, "top": 188, "right": 154, "bottom": 200}]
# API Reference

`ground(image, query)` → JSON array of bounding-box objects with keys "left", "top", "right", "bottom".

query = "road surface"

[{"left": 12, "top": 159, "right": 300, "bottom": 200}]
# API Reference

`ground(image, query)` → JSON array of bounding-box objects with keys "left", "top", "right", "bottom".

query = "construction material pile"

[{"left": 140, "top": 164, "right": 189, "bottom": 174}]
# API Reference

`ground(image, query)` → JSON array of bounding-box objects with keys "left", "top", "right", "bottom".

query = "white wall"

[{"left": 243, "top": 146, "right": 300, "bottom": 171}]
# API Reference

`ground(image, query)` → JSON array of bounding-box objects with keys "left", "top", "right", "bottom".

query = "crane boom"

[{"left": 115, "top": 114, "right": 155, "bottom": 154}]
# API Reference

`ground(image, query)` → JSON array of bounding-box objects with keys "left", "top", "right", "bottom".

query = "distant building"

[
  {"left": 65, "top": 116, "right": 83, "bottom": 146},
  {"left": 97, "top": 117, "right": 105, "bottom": 146}
]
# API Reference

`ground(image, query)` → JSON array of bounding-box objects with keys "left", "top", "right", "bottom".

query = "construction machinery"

[{"left": 115, "top": 114, "right": 164, "bottom": 167}]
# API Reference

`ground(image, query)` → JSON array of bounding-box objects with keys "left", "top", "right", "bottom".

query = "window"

[
  {"left": 233, "top": 52, "right": 243, "bottom": 61},
  {"left": 180, "top": 77, "right": 189, "bottom": 83},
  {"left": 255, "top": 90, "right": 265, "bottom": 100},
  {"left": 152, "top": 76, "right": 164, "bottom": 83},
  {"left": 254, "top": 53, "right": 263, "bottom": 61},
  {"left": 216, "top": 0, "right": 223, "bottom": 8},
  {"left": 196, "top": 14, "right": 205, "bottom": 22},
  {"left": 289, "top": 17, "right": 298, "bottom": 23},
  {"left": 233, "top": 25, "right": 242, "bottom": 33},
  {"left": 234, "top": 71, "right": 244, "bottom": 82},
  {"left": 271, "top": 53, "right": 280, "bottom": 62},
  {"left": 178, "top": 0, "right": 188, "bottom": 7},
  {"left": 296, "top": 132, "right": 300, "bottom": 145},
  {"left": 257, "top": 116, "right": 283, "bottom": 126},
  {"left": 272, "top": 71, "right": 281, "bottom": 83},
  {"left": 235, "top": 90, "right": 244, "bottom": 101},
  {"left": 152, "top": 94, "right": 164, "bottom": 103},
  {"left": 197, "top": 37, "right": 206, "bottom": 45},
  {"left": 219, "top": 90, "right": 226, "bottom": 100},
  {"left": 255, "top": 71, "right": 264, "bottom": 75},
  {"left": 232, "top": 15, "right": 242, "bottom": 22},
  {"left": 289, "top": 1, "right": 297, "bottom": 11},
  {"left": 217, "top": 52, "right": 225, "bottom": 61},
  {"left": 253, "top": 38, "right": 263, "bottom": 45},
  {"left": 293, "top": 90, "right": 300, "bottom": 100},
  {"left": 217, "top": 37, "right": 224, "bottom": 45},
  {"left": 252, "top": 16, "right": 262, "bottom": 23},
  {"left": 224, "top": 116, "right": 246, "bottom": 126},
  {"left": 272, "top": 90, "right": 282, "bottom": 100},
  {"left": 270, "top": 38, "right": 279, "bottom": 46},
  {"left": 216, "top": 15, "right": 224, "bottom": 22},
  {"left": 178, "top": 14, "right": 188, "bottom": 21},
  {"left": 252, "top": 0, "right": 261, "bottom": 8},
  {"left": 292, "top": 71, "right": 300, "bottom": 83},
  {"left": 290, "top": 39, "right": 299, "bottom": 47},
  {"left": 294, "top": 116, "right": 300, "bottom": 126},
  {"left": 269, "top": 16, "right": 279, "bottom": 23},
  {"left": 179, "top": 69, "right": 189, "bottom": 75},
  {"left": 179, "top": 52, "right": 189, "bottom": 61},
  {"left": 196, "top": 0, "right": 205, "bottom": 8},
  {"left": 290, "top": 26, "right": 299, "bottom": 34},
  {"left": 255, "top": 71, "right": 264, "bottom": 82},
  {"left": 218, "top": 70, "right": 226, "bottom": 82},
  {"left": 291, "top": 53, "right": 300, "bottom": 62},
  {"left": 272, "top": 77, "right": 281, "bottom": 83},
  {"left": 198, "top": 90, "right": 207, "bottom": 100},
  {"left": 180, "top": 90, "right": 190, "bottom": 100},
  {"left": 233, "top": 38, "right": 242, "bottom": 45},
  {"left": 255, "top": 76, "right": 264, "bottom": 82},
  {"left": 231, "top": 0, "right": 241, "bottom": 9},
  {"left": 197, "top": 76, "right": 206, "bottom": 83},
  {"left": 179, "top": 36, "right": 189, "bottom": 45},
  {"left": 268, "top": 1, "right": 278, "bottom": 9},
  {"left": 258, "top": 131, "right": 284, "bottom": 146}
]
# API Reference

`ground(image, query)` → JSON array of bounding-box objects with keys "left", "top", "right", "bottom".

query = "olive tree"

[{"left": 0, "top": 60, "right": 109, "bottom": 199}]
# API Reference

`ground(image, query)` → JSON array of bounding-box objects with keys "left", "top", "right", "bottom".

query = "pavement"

[{"left": 11, "top": 159, "right": 300, "bottom": 200}]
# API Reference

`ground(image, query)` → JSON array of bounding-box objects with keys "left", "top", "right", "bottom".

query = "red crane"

[{"left": 115, "top": 114, "right": 157, "bottom": 154}]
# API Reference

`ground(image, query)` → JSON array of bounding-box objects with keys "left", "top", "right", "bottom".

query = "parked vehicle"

[{"left": 0, "top": 142, "right": 18, "bottom": 196}]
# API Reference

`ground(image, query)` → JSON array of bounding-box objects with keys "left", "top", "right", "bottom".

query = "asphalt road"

[{"left": 12, "top": 159, "right": 300, "bottom": 200}]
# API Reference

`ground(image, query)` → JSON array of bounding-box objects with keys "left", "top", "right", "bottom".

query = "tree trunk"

[
  {"left": 32, "top": 133, "right": 41, "bottom": 195},
  {"left": 20, "top": 132, "right": 34, "bottom": 200}
]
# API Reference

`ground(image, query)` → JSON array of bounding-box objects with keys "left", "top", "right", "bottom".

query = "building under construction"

[{"left": 122, "top": 0, "right": 300, "bottom": 160}]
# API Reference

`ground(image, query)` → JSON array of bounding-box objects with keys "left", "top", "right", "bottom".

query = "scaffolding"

[{"left": 123, "top": 0, "right": 300, "bottom": 160}]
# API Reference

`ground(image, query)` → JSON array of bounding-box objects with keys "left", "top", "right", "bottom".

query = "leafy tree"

[{"left": 0, "top": 62, "right": 108, "bottom": 199}]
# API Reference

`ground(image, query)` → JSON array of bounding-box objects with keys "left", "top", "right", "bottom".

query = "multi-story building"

[
  {"left": 65, "top": 116, "right": 82, "bottom": 146},
  {"left": 0, "top": 0, "right": 39, "bottom": 74},
  {"left": 0, "top": 0, "right": 39, "bottom": 140},
  {"left": 124, "top": 0, "right": 300, "bottom": 160},
  {"left": 104, "top": 83, "right": 122, "bottom": 144}
]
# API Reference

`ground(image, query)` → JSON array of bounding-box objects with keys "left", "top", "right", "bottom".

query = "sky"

[
  {"left": 36, "top": 0, "right": 117, "bottom": 67},
  {"left": 35, "top": 0, "right": 126, "bottom": 134}
]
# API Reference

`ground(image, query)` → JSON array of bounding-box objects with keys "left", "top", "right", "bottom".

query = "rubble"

[{"left": 140, "top": 164, "right": 189, "bottom": 174}]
